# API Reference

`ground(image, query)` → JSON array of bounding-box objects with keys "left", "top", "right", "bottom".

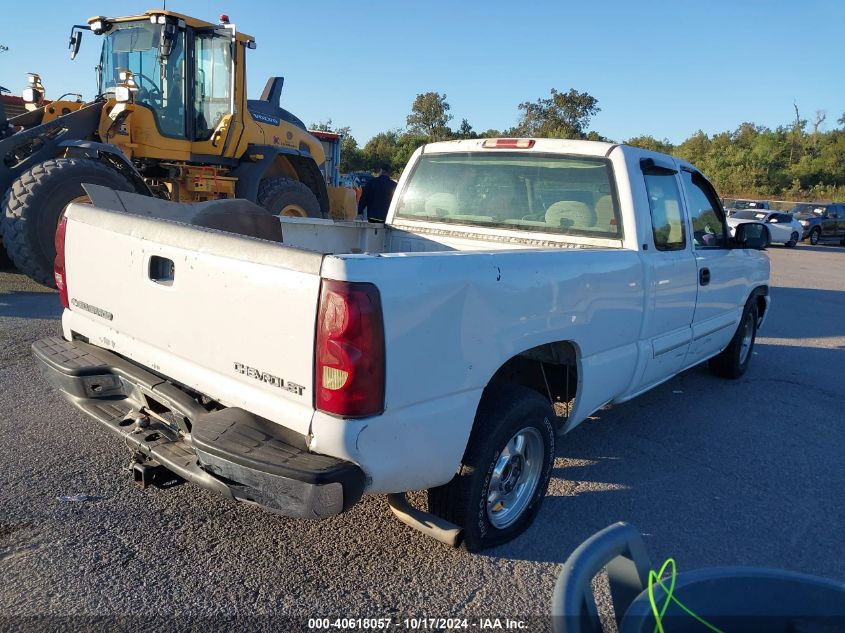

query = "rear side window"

[
  {"left": 394, "top": 152, "right": 622, "bottom": 238},
  {"left": 643, "top": 172, "right": 685, "bottom": 251}
]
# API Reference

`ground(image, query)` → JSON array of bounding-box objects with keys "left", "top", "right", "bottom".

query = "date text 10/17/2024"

[{"left": 308, "top": 618, "right": 528, "bottom": 630}]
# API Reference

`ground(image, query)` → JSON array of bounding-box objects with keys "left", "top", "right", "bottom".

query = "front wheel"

[
  {"left": 786, "top": 232, "right": 799, "bottom": 248},
  {"left": 427, "top": 383, "right": 555, "bottom": 552},
  {"left": 1, "top": 158, "right": 134, "bottom": 286},
  {"left": 809, "top": 227, "right": 821, "bottom": 245},
  {"left": 709, "top": 299, "right": 758, "bottom": 379},
  {"left": 257, "top": 176, "right": 322, "bottom": 218}
]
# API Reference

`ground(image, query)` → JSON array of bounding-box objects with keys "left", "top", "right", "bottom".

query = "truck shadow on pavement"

[
  {"left": 488, "top": 340, "right": 844, "bottom": 582},
  {"left": 795, "top": 243, "right": 845, "bottom": 253},
  {"left": 0, "top": 291, "right": 62, "bottom": 320}
]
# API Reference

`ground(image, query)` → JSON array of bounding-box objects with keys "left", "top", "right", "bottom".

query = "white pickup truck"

[{"left": 34, "top": 139, "right": 771, "bottom": 551}]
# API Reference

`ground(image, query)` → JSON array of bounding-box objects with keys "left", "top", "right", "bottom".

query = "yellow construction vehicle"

[{"left": 0, "top": 10, "right": 355, "bottom": 286}]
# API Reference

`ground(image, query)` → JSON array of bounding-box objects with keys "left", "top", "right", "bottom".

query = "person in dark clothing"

[{"left": 357, "top": 165, "right": 397, "bottom": 223}]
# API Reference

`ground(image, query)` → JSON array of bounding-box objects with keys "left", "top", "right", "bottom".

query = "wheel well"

[
  {"left": 488, "top": 341, "right": 579, "bottom": 428},
  {"left": 755, "top": 286, "right": 769, "bottom": 321},
  {"left": 261, "top": 155, "right": 298, "bottom": 181}
]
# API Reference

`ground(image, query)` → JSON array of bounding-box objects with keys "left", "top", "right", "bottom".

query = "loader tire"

[
  {"left": 1, "top": 158, "right": 134, "bottom": 287},
  {"left": 257, "top": 176, "right": 322, "bottom": 219}
]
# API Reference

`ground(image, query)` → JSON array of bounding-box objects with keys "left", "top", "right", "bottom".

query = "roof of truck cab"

[
  {"left": 89, "top": 11, "right": 254, "bottom": 42},
  {"left": 420, "top": 138, "right": 618, "bottom": 156}
]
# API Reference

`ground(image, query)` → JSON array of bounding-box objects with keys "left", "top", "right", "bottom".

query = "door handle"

[{"left": 699, "top": 267, "right": 710, "bottom": 286}]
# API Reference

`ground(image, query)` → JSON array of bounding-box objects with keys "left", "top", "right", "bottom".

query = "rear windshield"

[{"left": 395, "top": 152, "right": 622, "bottom": 238}]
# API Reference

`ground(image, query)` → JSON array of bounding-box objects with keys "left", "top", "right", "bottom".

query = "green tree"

[
  {"left": 392, "top": 132, "right": 430, "bottom": 172},
  {"left": 310, "top": 119, "right": 334, "bottom": 132},
  {"left": 338, "top": 129, "right": 365, "bottom": 173},
  {"left": 625, "top": 136, "right": 675, "bottom": 153},
  {"left": 455, "top": 118, "right": 476, "bottom": 139},
  {"left": 511, "top": 88, "right": 600, "bottom": 139},
  {"left": 361, "top": 130, "right": 401, "bottom": 172},
  {"left": 406, "top": 92, "right": 453, "bottom": 140}
]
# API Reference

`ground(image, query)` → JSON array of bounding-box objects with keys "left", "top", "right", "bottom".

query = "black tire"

[
  {"left": 786, "top": 232, "right": 799, "bottom": 248},
  {"left": 257, "top": 176, "right": 321, "bottom": 219},
  {"left": 809, "top": 227, "right": 821, "bottom": 245},
  {"left": 709, "top": 298, "right": 759, "bottom": 379},
  {"left": 427, "top": 383, "right": 555, "bottom": 552},
  {"left": 1, "top": 158, "right": 134, "bottom": 286}
]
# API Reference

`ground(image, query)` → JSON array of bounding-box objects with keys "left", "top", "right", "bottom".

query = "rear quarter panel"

[{"left": 311, "top": 248, "right": 644, "bottom": 492}]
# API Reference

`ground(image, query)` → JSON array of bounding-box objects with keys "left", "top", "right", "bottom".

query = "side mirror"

[
  {"left": 734, "top": 222, "right": 769, "bottom": 250},
  {"left": 69, "top": 30, "right": 82, "bottom": 60}
]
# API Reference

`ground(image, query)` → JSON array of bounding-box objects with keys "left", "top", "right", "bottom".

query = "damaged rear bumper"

[{"left": 32, "top": 336, "right": 365, "bottom": 519}]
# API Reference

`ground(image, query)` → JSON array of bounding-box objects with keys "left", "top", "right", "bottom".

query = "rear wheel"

[
  {"left": 809, "top": 227, "right": 821, "bottom": 245},
  {"left": 257, "top": 176, "right": 321, "bottom": 218},
  {"left": 1, "top": 158, "right": 133, "bottom": 286},
  {"left": 709, "top": 299, "right": 758, "bottom": 379},
  {"left": 427, "top": 383, "right": 555, "bottom": 552},
  {"left": 786, "top": 232, "right": 799, "bottom": 248}
]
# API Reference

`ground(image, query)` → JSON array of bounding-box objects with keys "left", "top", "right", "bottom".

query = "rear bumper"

[{"left": 32, "top": 337, "right": 365, "bottom": 519}]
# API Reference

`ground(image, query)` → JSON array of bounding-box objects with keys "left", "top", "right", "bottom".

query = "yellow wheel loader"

[{"left": 0, "top": 11, "right": 354, "bottom": 286}]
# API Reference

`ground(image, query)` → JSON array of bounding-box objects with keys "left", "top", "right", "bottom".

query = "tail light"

[
  {"left": 482, "top": 138, "right": 535, "bottom": 149},
  {"left": 55, "top": 216, "right": 69, "bottom": 308},
  {"left": 315, "top": 280, "right": 385, "bottom": 417}
]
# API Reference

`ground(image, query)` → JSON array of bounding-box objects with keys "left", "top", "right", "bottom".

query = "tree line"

[{"left": 313, "top": 90, "right": 845, "bottom": 201}]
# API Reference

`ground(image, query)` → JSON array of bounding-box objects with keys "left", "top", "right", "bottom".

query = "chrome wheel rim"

[
  {"left": 738, "top": 315, "right": 754, "bottom": 365},
  {"left": 486, "top": 427, "right": 544, "bottom": 529}
]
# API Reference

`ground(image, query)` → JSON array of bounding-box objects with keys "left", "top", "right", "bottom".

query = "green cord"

[{"left": 648, "top": 558, "right": 725, "bottom": 633}]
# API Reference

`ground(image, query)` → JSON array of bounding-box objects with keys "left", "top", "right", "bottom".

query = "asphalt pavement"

[{"left": 1, "top": 243, "right": 843, "bottom": 631}]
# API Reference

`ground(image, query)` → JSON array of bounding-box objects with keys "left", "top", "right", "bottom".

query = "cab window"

[
  {"left": 681, "top": 170, "right": 728, "bottom": 249},
  {"left": 194, "top": 31, "right": 232, "bottom": 141},
  {"left": 643, "top": 172, "right": 685, "bottom": 251}
]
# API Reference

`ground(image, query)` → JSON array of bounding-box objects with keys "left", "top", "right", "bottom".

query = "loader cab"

[{"left": 90, "top": 12, "right": 247, "bottom": 155}]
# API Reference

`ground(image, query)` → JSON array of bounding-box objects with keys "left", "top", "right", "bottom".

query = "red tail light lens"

[
  {"left": 55, "top": 216, "right": 69, "bottom": 309},
  {"left": 481, "top": 138, "right": 535, "bottom": 149},
  {"left": 315, "top": 280, "right": 385, "bottom": 417}
]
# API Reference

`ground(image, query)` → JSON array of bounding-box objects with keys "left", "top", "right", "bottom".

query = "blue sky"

[{"left": 1, "top": 1, "right": 842, "bottom": 145}]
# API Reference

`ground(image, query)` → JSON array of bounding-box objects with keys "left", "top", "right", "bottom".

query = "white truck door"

[
  {"left": 680, "top": 169, "right": 750, "bottom": 364},
  {"left": 635, "top": 162, "right": 697, "bottom": 390}
]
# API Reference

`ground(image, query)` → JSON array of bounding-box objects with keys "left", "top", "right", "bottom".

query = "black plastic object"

[
  {"left": 191, "top": 407, "right": 366, "bottom": 513},
  {"left": 32, "top": 336, "right": 365, "bottom": 519},
  {"left": 622, "top": 566, "right": 845, "bottom": 633},
  {"left": 132, "top": 460, "right": 183, "bottom": 489},
  {"left": 553, "top": 522, "right": 845, "bottom": 633},
  {"left": 190, "top": 199, "right": 284, "bottom": 242},
  {"left": 552, "top": 522, "right": 652, "bottom": 633}
]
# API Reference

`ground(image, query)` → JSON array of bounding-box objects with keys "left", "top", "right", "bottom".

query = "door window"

[
  {"left": 100, "top": 22, "right": 186, "bottom": 138},
  {"left": 194, "top": 32, "right": 232, "bottom": 140},
  {"left": 680, "top": 170, "right": 728, "bottom": 249},
  {"left": 643, "top": 172, "right": 685, "bottom": 251}
]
